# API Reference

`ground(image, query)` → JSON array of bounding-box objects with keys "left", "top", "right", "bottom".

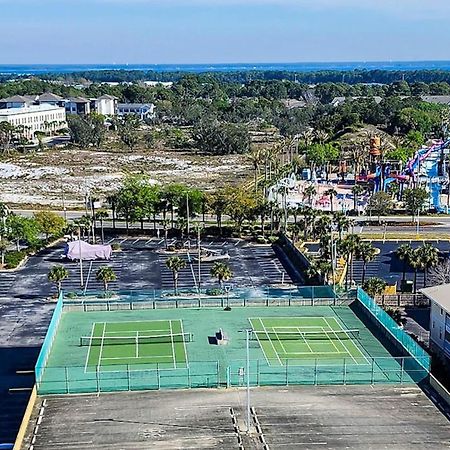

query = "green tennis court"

[
  {"left": 249, "top": 316, "right": 368, "bottom": 366},
  {"left": 84, "top": 320, "right": 189, "bottom": 372}
]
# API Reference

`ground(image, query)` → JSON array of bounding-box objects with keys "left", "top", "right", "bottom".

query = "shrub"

[
  {"left": 205, "top": 288, "right": 223, "bottom": 296},
  {"left": 5, "top": 250, "right": 27, "bottom": 269},
  {"left": 111, "top": 243, "right": 121, "bottom": 251}
]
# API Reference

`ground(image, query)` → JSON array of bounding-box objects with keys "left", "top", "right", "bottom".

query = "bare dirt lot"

[{"left": 0, "top": 148, "right": 251, "bottom": 208}]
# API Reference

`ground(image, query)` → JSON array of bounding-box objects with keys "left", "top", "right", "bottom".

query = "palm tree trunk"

[{"left": 413, "top": 270, "right": 417, "bottom": 293}]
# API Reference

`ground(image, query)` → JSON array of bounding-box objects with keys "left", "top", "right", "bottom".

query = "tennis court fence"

[
  {"left": 62, "top": 286, "right": 355, "bottom": 312},
  {"left": 36, "top": 355, "right": 429, "bottom": 395},
  {"left": 355, "top": 288, "right": 430, "bottom": 371},
  {"left": 35, "top": 292, "right": 63, "bottom": 385}
]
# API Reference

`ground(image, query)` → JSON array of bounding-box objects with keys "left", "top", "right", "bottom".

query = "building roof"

[
  {"left": 281, "top": 99, "right": 307, "bottom": 109},
  {"left": 97, "top": 94, "right": 117, "bottom": 100},
  {"left": 421, "top": 95, "right": 450, "bottom": 105},
  {"left": 0, "top": 94, "right": 37, "bottom": 104},
  {"left": 0, "top": 104, "right": 65, "bottom": 116},
  {"left": 38, "top": 92, "right": 64, "bottom": 102},
  {"left": 118, "top": 103, "right": 154, "bottom": 109},
  {"left": 331, "top": 96, "right": 383, "bottom": 106},
  {"left": 421, "top": 284, "right": 450, "bottom": 311},
  {"left": 67, "top": 96, "right": 89, "bottom": 104}
]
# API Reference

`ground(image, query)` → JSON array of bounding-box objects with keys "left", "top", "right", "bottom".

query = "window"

[
  {"left": 433, "top": 320, "right": 435, "bottom": 328},
  {"left": 440, "top": 328, "right": 443, "bottom": 340},
  {"left": 441, "top": 308, "right": 444, "bottom": 316}
]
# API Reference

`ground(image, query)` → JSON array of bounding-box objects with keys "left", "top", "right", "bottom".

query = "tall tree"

[
  {"left": 396, "top": 244, "right": 413, "bottom": 291},
  {"left": 355, "top": 242, "right": 377, "bottom": 284},
  {"left": 96, "top": 266, "right": 117, "bottom": 293},
  {"left": 166, "top": 256, "right": 186, "bottom": 295},
  {"left": 210, "top": 262, "right": 233, "bottom": 289},
  {"left": 48, "top": 265, "right": 69, "bottom": 297}
]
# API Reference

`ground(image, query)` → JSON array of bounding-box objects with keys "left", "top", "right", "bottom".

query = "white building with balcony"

[
  {"left": 0, "top": 104, "right": 67, "bottom": 141},
  {"left": 421, "top": 284, "right": 450, "bottom": 363}
]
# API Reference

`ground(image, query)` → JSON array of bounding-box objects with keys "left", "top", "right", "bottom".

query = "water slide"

[{"left": 405, "top": 140, "right": 450, "bottom": 212}]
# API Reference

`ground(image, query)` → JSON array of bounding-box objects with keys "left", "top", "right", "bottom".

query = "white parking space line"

[
  {"left": 132, "top": 238, "right": 140, "bottom": 245},
  {"left": 120, "top": 238, "right": 128, "bottom": 244}
]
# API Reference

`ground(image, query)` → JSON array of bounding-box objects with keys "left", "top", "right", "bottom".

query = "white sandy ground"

[{"left": 0, "top": 149, "right": 251, "bottom": 208}]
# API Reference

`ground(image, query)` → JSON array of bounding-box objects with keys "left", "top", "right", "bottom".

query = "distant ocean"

[{"left": 2, "top": 61, "right": 450, "bottom": 75}]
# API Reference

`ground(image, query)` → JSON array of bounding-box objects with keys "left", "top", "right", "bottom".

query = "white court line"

[
  {"left": 259, "top": 318, "right": 282, "bottom": 366},
  {"left": 169, "top": 320, "right": 176, "bottom": 369},
  {"left": 296, "top": 327, "right": 314, "bottom": 353},
  {"left": 179, "top": 320, "right": 189, "bottom": 369},
  {"left": 136, "top": 331, "right": 139, "bottom": 358},
  {"left": 105, "top": 328, "right": 171, "bottom": 335},
  {"left": 97, "top": 322, "right": 107, "bottom": 370},
  {"left": 283, "top": 350, "right": 349, "bottom": 356},
  {"left": 84, "top": 322, "right": 96, "bottom": 373},
  {"left": 272, "top": 328, "right": 289, "bottom": 355},
  {"left": 248, "top": 319, "right": 270, "bottom": 365},
  {"left": 323, "top": 318, "right": 358, "bottom": 365},
  {"left": 101, "top": 355, "right": 173, "bottom": 360}
]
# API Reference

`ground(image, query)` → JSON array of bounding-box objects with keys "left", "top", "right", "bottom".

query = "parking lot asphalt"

[
  {"left": 24, "top": 386, "right": 450, "bottom": 449},
  {"left": 0, "top": 237, "right": 294, "bottom": 299}
]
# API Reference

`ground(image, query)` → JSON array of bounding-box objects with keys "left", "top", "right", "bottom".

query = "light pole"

[{"left": 78, "top": 227, "right": 84, "bottom": 288}]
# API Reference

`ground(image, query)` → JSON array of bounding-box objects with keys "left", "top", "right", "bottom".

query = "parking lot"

[
  {"left": 306, "top": 240, "right": 450, "bottom": 290},
  {"left": 0, "top": 237, "right": 294, "bottom": 299}
]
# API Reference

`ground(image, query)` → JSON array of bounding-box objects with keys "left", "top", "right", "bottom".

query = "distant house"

[
  {"left": 94, "top": 94, "right": 118, "bottom": 116},
  {"left": 65, "top": 97, "right": 91, "bottom": 115},
  {"left": 117, "top": 103, "right": 155, "bottom": 120},
  {"left": 281, "top": 99, "right": 307, "bottom": 109},
  {"left": 38, "top": 92, "right": 66, "bottom": 107},
  {"left": 0, "top": 94, "right": 37, "bottom": 109},
  {"left": 331, "top": 96, "right": 383, "bottom": 107},
  {"left": 420, "top": 95, "right": 450, "bottom": 106},
  {"left": 421, "top": 284, "right": 450, "bottom": 365}
]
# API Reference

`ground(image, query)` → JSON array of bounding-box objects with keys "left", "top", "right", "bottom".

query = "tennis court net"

[
  {"left": 80, "top": 332, "right": 194, "bottom": 346},
  {"left": 252, "top": 329, "right": 360, "bottom": 341}
]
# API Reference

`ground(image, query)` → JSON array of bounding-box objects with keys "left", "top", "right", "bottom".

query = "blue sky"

[{"left": 1, "top": 0, "right": 450, "bottom": 63}]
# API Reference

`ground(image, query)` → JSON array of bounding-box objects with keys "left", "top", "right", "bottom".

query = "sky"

[{"left": 1, "top": 0, "right": 450, "bottom": 64}]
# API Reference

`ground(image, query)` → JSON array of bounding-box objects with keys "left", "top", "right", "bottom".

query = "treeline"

[{"left": 20, "top": 68, "right": 450, "bottom": 85}]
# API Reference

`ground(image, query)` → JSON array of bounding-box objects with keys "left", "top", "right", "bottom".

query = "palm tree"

[
  {"left": 355, "top": 242, "right": 377, "bottom": 285},
  {"left": 210, "top": 262, "right": 233, "bottom": 289},
  {"left": 406, "top": 249, "right": 422, "bottom": 294},
  {"left": 166, "top": 256, "right": 186, "bottom": 295},
  {"left": 351, "top": 185, "right": 365, "bottom": 215},
  {"left": 315, "top": 215, "right": 332, "bottom": 239},
  {"left": 161, "top": 219, "right": 170, "bottom": 249},
  {"left": 96, "top": 266, "right": 117, "bottom": 293},
  {"left": 340, "top": 234, "right": 361, "bottom": 289},
  {"left": 0, "top": 239, "right": 8, "bottom": 267},
  {"left": 396, "top": 244, "right": 413, "bottom": 291},
  {"left": 417, "top": 244, "right": 439, "bottom": 288},
  {"left": 324, "top": 188, "right": 338, "bottom": 213},
  {"left": 363, "top": 277, "right": 386, "bottom": 298},
  {"left": 333, "top": 212, "right": 352, "bottom": 240},
  {"left": 95, "top": 209, "right": 109, "bottom": 243},
  {"left": 304, "top": 185, "right": 317, "bottom": 206},
  {"left": 316, "top": 260, "right": 333, "bottom": 284},
  {"left": 48, "top": 265, "right": 69, "bottom": 297}
]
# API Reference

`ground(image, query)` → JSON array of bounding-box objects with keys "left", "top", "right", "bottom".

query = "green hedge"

[{"left": 5, "top": 250, "right": 28, "bottom": 269}]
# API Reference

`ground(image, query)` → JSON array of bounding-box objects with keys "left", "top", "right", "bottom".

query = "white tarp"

[{"left": 65, "top": 240, "right": 112, "bottom": 261}]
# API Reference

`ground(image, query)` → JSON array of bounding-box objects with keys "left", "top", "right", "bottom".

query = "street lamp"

[{"left": 238, "top": 328, "right": 253, "bottom": 434}]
